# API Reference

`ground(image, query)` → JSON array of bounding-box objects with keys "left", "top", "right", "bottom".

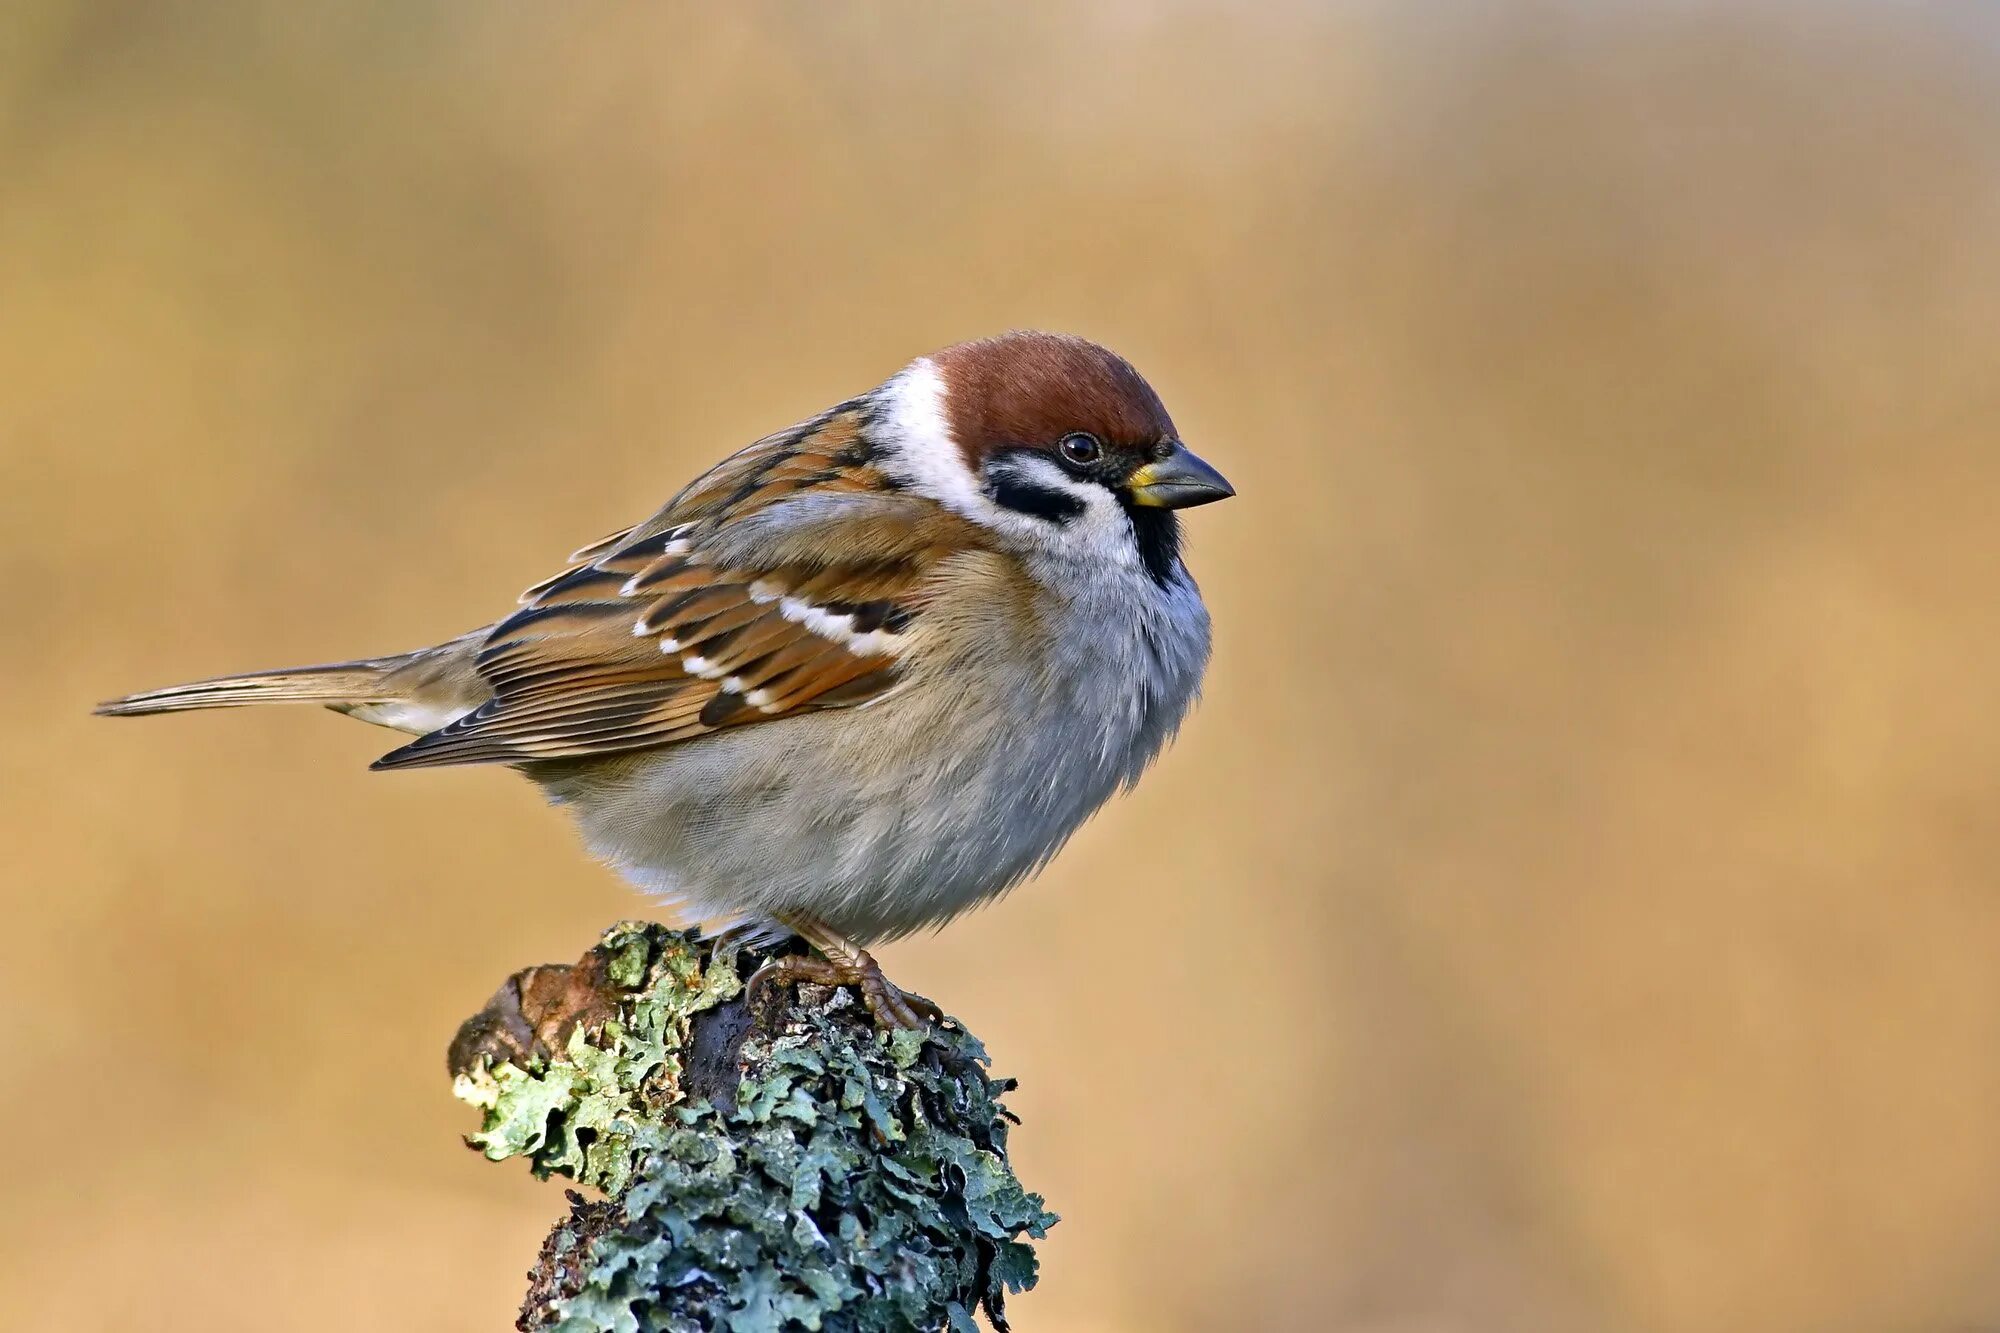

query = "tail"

[
  {"left": 95, "top": 658, "right": 407, "bottom": 717},
  {"left": 98, "top": 634, "right": 489, "bottom": 736}
]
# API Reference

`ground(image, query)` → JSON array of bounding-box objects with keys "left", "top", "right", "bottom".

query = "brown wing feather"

[
  {"left": 515, "top": 523, "right": 643, "bottom": 604},
  {"left": 372, "top": 406, "right": 983, "bottom": 770}
]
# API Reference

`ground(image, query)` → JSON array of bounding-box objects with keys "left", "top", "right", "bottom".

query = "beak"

[{"left": 1126, "top": 442, "right": 1236, "bottom": 509}]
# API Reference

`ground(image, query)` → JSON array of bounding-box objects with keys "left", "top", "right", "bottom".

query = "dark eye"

[{"left": 1058, "top": 432, "right": 1102, "bottom": 467}]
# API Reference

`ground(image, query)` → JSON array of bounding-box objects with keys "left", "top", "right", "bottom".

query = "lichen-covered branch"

[{"left": 449, "top": 923, "right": 1056, "bottom": 1332}]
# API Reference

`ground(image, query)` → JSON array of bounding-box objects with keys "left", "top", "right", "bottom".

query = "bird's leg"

[{"left": 748, "top": 913, "right": 941, "bottom": 1032}]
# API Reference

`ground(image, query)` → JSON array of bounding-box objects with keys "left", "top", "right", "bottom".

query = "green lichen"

[{"left": 454, "top": 923, "right": 1056, "bottom": 1332}]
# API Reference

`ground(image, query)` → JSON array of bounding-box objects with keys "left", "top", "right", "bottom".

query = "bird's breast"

[{"left": 534, "top": 555, "right": 1211, "bottom": 943}]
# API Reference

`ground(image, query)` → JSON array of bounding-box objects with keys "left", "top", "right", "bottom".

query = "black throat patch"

[{"left": 1120, "top": 502, "right": 1184, "bottom": 588}]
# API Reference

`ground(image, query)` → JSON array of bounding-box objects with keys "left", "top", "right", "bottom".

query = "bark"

[{"left": 448, "top": 923, "right": 1054, "bottom": 1333}]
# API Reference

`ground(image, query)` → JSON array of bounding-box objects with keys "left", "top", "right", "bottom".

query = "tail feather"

[
  {"left": 94, "top": 661, "right": 396, "bottom": 717},
  {"left": 98, "top": 633, "right": 488, "bottom": 739}
]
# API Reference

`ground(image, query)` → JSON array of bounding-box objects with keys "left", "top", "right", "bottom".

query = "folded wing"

[{"left": 373, "top": 405, "right": 982, "bottom": 769}]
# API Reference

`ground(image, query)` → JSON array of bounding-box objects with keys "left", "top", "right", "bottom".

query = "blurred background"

[{"left": 5, "top": 2, "right": 2000, "bottom": 1329}]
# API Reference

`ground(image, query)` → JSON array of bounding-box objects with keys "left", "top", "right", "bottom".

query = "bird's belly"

[{"left": 535, "top": 685, "right": 1166, "bottom": 943}]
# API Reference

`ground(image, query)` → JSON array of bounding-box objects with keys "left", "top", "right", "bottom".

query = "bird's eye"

[{"left": 1058, "top": 433, "right": 1102, "bottom": 467}]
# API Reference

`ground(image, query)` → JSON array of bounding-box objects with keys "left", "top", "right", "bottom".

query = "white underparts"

[{"left": 342, "top": 698, "right": 475, "bottom": 735}]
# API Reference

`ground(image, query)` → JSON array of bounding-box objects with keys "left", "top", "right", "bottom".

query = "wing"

[{"left": 372, "top": 404, "right": 982, "bottom": 770}]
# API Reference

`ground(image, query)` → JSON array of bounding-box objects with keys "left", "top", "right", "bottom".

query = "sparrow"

[{"left": 98, "top": 331, "right": 1234, "bottom": 1028}]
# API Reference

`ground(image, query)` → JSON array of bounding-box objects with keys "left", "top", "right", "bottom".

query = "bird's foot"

[{"left": 749, "top": 947, "right": 941, "bottom": 1032}]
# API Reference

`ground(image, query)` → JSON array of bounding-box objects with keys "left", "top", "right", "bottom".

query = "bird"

[{"left": 97, "top": 331, "right": 1234, "bottom": 1029}]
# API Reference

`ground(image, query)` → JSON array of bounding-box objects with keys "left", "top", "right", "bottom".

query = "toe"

[
  {"left": 862, "top": 980, "right": 934, "bottom": 1032},
  {"left": 748, "top": 955, "right": 838, "bottom": 1007}
]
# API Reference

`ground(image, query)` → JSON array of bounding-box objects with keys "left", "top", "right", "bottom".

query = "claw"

[{"left": 749, "top": 948, "right": 939, "bottom": 1032}]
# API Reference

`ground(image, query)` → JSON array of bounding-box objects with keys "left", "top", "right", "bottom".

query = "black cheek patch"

[{"left": 987, "top": 473, "right": 1086, "bottom": 523}]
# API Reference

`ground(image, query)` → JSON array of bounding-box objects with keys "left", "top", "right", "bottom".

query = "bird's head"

[{"left": 873, "top": 331, "right": 1233, "bottom": 584}]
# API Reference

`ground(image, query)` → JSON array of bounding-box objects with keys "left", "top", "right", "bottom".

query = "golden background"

[{"left": 5, "top": 4, "right": 2000, "bottom": 1329}]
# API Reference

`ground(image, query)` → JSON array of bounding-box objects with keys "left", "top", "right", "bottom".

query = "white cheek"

[
  {"left": 1050, "top": 486, "right": 1142, "bottom": 567},
  {"left": 874, "top": 359, "right": 985, "bottom": 512},
  {"left": 874, "top": 361, "right": 1055, "bottom": 542},
  {"left": 992, "top": 455, "right": 1141, "bottom": 567}
]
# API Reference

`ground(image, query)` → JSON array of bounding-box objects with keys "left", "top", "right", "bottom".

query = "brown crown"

[{"left": 930, "top": 332, "right": 1177, "bottom": 466}]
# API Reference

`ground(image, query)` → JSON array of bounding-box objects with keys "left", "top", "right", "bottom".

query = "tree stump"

[{"left": 449, "top": 922, "right": 1056, "bottom": 1332}]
